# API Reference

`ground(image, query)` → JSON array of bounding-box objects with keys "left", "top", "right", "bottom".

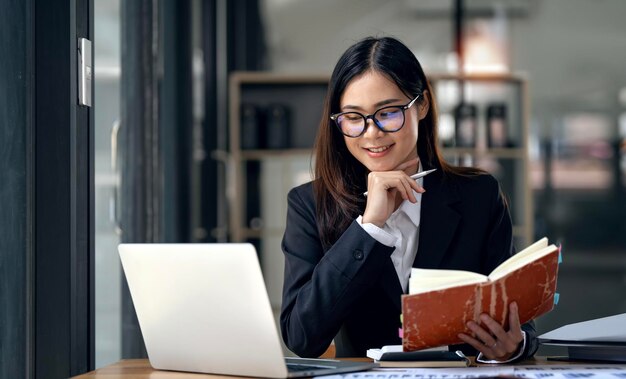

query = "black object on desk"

[{"left": 369, "top": 349, "right": 469, "bottom": 368}]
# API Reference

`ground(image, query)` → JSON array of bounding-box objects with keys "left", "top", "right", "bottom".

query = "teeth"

[{"left": 367, "top": 146, "right": 389, "bottom": 153}]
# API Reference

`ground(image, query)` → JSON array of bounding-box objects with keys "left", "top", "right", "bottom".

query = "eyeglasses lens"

[
  {"left": 336, "top": 107, "right": 405, "bottom": 137},
  {"left": 375, "top": 107, "right": 404, "bottom": 131},
  {"left": 336, "top": 113, "right": 364, "bottom": 137}
]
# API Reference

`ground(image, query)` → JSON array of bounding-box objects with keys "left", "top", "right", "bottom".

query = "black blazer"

[{"left": 280, "top": 170, "right": 538, "bottom": 359}]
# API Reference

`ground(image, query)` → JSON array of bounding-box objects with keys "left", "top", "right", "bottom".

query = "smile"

[{"left": 365, "top": 145, "right": 391, "bottom": 153}]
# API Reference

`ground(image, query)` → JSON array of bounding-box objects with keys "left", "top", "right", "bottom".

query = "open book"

[{"left": 402, "top": 237, "right": 560, "bottom": 352}]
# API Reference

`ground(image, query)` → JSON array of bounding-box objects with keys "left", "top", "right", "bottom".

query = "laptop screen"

[{"left": 119, "top": 243, "right": 289, "bottom": 377}]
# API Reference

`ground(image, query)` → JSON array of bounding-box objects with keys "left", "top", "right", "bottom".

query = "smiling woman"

[{"left": 279, "top": 36, "right": 539, "bottom": 362}]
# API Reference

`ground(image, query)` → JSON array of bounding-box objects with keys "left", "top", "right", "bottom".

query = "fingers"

[
  {"left": 460, "top": 309, "right": 525, "bottom": 361},
  {"left": 508, "top": 302, "right": 523, "bottom": 340},
  {"left": 397, "top": 176, "right": 417, "bottom": 203},
  {"left": 466, "top": 320, "right": 497, "bottom": 347},
  {"left": 393, "top": 172, "right": 424, "bottom": 198},
  {"left": 479, "top": 315, "right": 519, "bottom": 355},
  {"left": 362, "top": 168, "right": 425, "bottom": 225},
  {"left": 368, "top": 171, "right": 424, "bottom": 200},
  {"left": 479, "top": 315, "right": 509, "bottom": 346},
  {"left": 408, "top": 175, "right": 425, "bottom": 194},
  {"left": 458, "top": 332, "right": 503, "bottom": 359}
]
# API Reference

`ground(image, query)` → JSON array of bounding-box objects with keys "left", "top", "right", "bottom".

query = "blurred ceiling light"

[
  {"left": 464, "top": 29, "right": 507, "bottom": 73},
  {"left": 463, "top": 4, "right": 509, "bottom": 74}
]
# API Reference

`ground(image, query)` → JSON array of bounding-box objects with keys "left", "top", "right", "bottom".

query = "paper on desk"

[
  {"left": 316, "top": 364, "right": 626, "bottom": 379},
  {"left": 513, "top": 364, "right": 626, "bottom": 378},
  {"left": 317, "top": 366, "right": 514, "bottom": 379},
  {"left": 539, "top": 313, "right": 626, "bottom": 342}
]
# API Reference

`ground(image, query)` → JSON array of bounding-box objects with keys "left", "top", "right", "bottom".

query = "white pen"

[{"left": 363, "top": 168, "right": 437, "bottom": 196}]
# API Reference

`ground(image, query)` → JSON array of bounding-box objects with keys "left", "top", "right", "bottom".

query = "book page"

[
  {"left": 409, "top": 268, "right": 487, "bottom": 294},
  {"left": 489, "top": 238, "right": 555, "bottom": 280}
]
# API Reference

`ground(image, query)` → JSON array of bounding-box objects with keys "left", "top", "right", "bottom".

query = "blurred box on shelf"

[
  {"left": 454, "top": 103, "right": 477, "bottom": 148},
  {"left": 241, "top": 103, "right": 263, "bottom": 150},
  {"left": 486, "top": 103, "right": 510, "bottom": 148},
  {"left": 265, "top": 104, "right": 291, "bottom": 149}
]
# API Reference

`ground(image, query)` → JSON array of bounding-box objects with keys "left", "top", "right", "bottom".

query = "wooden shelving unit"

[{"left": 228, "top": 72, "right": 326, "bottom": 243}]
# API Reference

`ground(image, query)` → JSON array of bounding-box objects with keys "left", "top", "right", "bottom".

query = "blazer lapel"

[{"left": 414, "top": 171, "right": 461, "bottom": 269}]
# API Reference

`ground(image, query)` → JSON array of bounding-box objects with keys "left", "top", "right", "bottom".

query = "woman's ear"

[{"left": 417, "top": 90, "right": 430, "bottom": 120}]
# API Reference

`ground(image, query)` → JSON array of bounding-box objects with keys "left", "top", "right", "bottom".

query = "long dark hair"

[{"left": 314, "top": 36, "right": 482, "bottom": 250}]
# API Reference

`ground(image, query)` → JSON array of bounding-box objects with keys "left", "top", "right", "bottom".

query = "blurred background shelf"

[
  {"left": 442, "top": 147, "right": 526, "bottom": 159},
  {"left": 240, "top": 149, "right": 313, "bottom": 160}
]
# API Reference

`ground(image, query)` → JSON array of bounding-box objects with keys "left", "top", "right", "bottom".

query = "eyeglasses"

[{"left": 330, "top": 94, "right": 421, "bottom": 138}]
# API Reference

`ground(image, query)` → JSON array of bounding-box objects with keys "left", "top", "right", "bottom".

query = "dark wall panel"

[
  {"left": 1, "top": 0, "right": 93, "bottom": 377},
  {"left": 35, "top": 0, "right": 93, "bottom": 376},
  {"left": 0, "top": 0, "right": 32, "bottom": 377},
  {"left": 35, "top": 0, "right": 73, "bottom": 373}
]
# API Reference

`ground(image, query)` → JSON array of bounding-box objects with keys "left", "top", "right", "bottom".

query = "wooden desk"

[
  {"left": 73, "top": 357, "right": 581, "bottom": 379},
  {"left": 73, "top": 359, "right": 230, "bottom": 379}
]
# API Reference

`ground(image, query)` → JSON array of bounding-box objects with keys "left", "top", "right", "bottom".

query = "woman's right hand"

[{"left": 361, "top": 158, "right": 425, "bottom": 227}]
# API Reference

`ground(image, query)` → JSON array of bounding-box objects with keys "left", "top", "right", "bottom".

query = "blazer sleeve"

[{"left": 279, "top": 185, "right": 395, "bottom": 358}]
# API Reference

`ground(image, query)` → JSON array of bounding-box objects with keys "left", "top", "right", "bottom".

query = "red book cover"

[{"left": 402, "top": 240, "right": 560, "bottom": 352}]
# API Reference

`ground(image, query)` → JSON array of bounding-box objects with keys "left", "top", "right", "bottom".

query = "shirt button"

[{"left": 353, "top": 250, "right": 364, "bottom": 260}]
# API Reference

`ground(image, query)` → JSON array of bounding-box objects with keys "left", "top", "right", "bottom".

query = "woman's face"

[{"left": 339, "top": 70, "right": 428, "bottom": 174}]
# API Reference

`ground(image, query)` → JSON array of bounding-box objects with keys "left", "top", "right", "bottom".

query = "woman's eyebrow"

[{"left": 342, "top": 98, "right": 402, "bottom": 111}]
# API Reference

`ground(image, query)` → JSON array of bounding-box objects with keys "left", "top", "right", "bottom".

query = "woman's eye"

[{"left": 379, "top": 109, "right": 401, "bottom": 118}]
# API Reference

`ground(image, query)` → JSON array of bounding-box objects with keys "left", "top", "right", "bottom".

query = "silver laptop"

[{"left": 118, "top": 243, "right": 377, "bottom": 378}]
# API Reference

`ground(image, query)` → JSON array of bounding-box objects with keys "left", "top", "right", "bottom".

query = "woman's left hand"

[{"left": 458, "top": 302, "right": 524, "bottom": 361}]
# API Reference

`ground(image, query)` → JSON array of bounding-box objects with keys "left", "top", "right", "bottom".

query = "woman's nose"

[{"left": 362, "top": 118, "right": 384, "bottom": 138}]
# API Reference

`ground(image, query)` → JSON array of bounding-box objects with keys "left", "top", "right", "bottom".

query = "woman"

[{"left": 280, "top": 36, "right": 538, "bottom": 361}]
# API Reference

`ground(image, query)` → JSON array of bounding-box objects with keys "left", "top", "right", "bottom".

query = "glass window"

[{"left": 94, "top": 0, "right": 121, "bottom": 368}]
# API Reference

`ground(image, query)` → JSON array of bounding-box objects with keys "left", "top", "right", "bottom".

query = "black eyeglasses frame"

[{"left": 330, "top": 94, "right": 422, "bottom": 138}]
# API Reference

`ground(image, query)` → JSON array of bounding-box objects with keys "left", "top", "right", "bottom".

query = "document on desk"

[
  {"left": 316, "top": 366, "right": 514, "bottom": 379},
  {"left": 514, "top": 364, "right": 626, "bottom": 378},
  {"left": 316, "top": 364, "right": 626, "bottom": 379}
]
